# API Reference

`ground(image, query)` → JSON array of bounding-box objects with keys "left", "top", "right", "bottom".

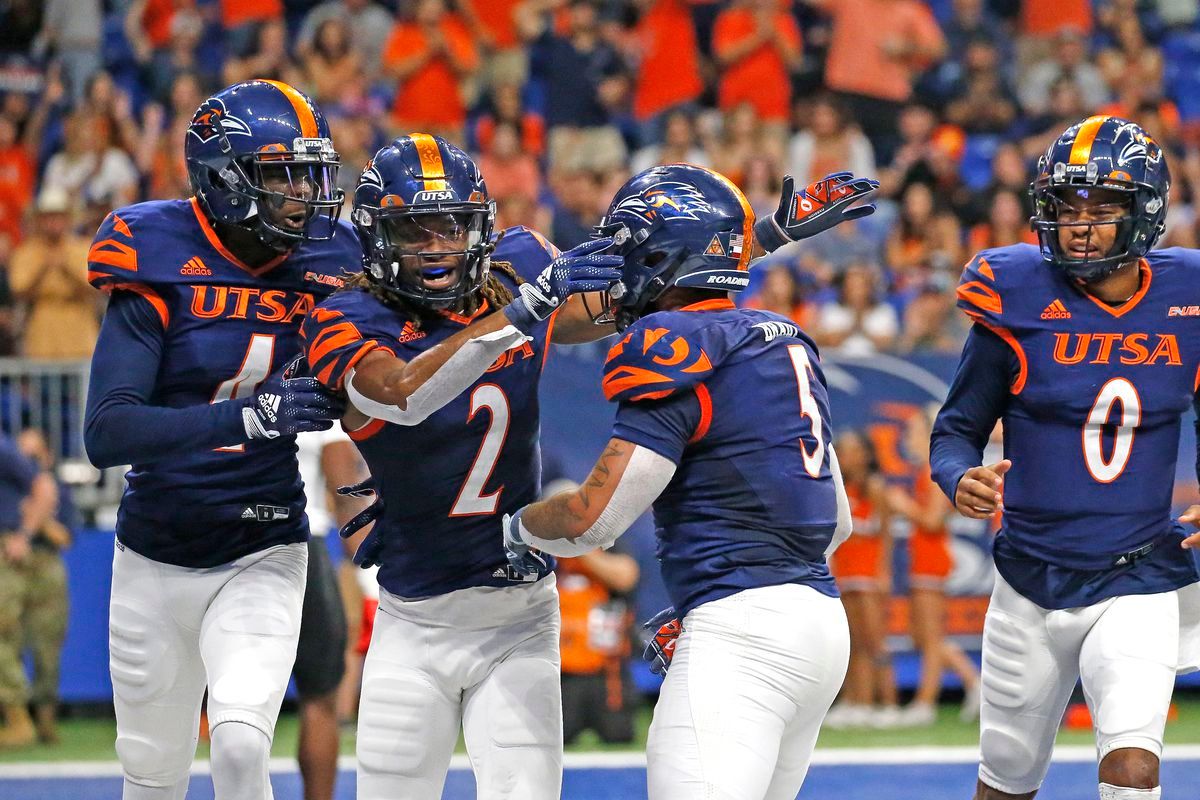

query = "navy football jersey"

[
  {"left": 948, "top": 243, "right": 1200, "bottom": 607},
  {"left": 603, "top": 299, "right": 840, "bottom": 618},
  {"left": 87, "top": 198, "right": 361, "bottom": 566},
  {"left": 301, "top": 226, "right": 561, "bottom": 598}
]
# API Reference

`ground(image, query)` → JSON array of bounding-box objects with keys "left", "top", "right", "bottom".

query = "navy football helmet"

[
  {"left": 351, "top": 134, "right": 495, "bottom": 310},
  {"left": 185, "top": 80, "right": 343, "bottom": 250},
  {"left": 593, "top": 164, "right": 754, "bottom": 330},
  {"left": 1031, "top": 115, "right": 1170, "bottom": 282}
]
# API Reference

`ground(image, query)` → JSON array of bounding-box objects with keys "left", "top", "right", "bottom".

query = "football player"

[
  {"left": 299, "top": 133, "right": 625, "bottom": 800},
  {"left": 929, "top": 116, "right": 1200, "bottom": 800},
  {"left": 502, "top": 163, "right": 877, "bottom": 799},
  {"left": 84, "top": 80, "right": 357, "bottom": 800}
]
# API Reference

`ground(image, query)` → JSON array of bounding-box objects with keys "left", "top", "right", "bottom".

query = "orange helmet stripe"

[
  {"left": 1068, "top": 115, "right": 1109, "bottom": 165},
  {"left": 261, "top": 79, "right": 319, "bottom": 139},
  {"left": 409, "top": 132, "right": 448, "bottom": 192},
  {"left": 702, "top": 166, "right": 755, "bottom": 271}
]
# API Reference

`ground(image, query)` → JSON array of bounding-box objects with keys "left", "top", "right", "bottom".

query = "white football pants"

[
  {"left": 356, "top": 574, "right": 562, "bottom": 800},
  {"left": 978, "top": 570, "right": 1179, "bottom": 795},
  {"left": 647, "top": 583, "right": 850, "bottom": 800},
  {"left": 108, "top": 540, "right": 307, "bottom": 796}
]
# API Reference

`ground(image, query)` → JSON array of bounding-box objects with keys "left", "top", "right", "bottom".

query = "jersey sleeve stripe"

[
  {"left": 602, "top": 365, "right": 674, "bottom": 401},
  {"left": 109, "top": 282, "right": 169, "bottom": 327},
  {"left": 523, "top": 227, "right": 562, "bottom": 259},
  {"left": 968, "top": 318, "right": 1027, "bottom": 395},
  {"left": 88, "top": 239, "right": 139, "bottom": 273},
  {"left": 956, "top": 280, "right": 1003, "bottom": 315},
  {"left": 111, "top": 213, "right": 132, "bottom": 237},
  {"left": 308, "top": 320, "right": 367, "bottom": 368},
  {"left": 687, "top": 383, "right": 712, "bottom": 444},
  {"left": 347, "top": 417, "right": 385, "bottom": 442},
  {"left": 542, "top": 307, "right": 558, "bottom": 370}
]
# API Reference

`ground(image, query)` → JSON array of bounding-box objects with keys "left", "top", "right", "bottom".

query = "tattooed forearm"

[{"left": 523, "top": 439, "right": 630, "bottom": 539}]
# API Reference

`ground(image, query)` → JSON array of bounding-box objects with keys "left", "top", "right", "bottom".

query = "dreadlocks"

[{"left": 339, "top": 259, "right": 524, "bottom": 330}]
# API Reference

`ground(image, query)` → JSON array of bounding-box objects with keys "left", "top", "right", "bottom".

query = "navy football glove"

[
  {"left": 337, "top": 478, "right": 384, "bottom": 568},
  {"left": 503, "top": 237, "right": 624, "bottom": 333},
  {"left": 753, "top": 172, "right": 880, "bottom": 252},
  {"left": 642, "top": 606, "right": 682, "bottom": 676},
  {"left": 501, "top": 509, "right": 549, "bottom": 577},
  {"left": 242, "top": 356, "right": 345, "bottom": 440}
]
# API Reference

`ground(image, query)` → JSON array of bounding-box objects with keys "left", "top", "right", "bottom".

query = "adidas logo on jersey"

[
  {"left": 399, "top": 321, "right": 427, "bottom": 343},
  {"left": 1040, "top": 299, "right": 1071, "bottom": 319},
  {"left": 241, "top": 508, "right": 257, "bottom": 519},
  {"left": 180, "top": 256, "right": 212, "bottom": 276}
]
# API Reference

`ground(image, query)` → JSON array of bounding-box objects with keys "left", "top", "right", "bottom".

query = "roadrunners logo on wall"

[
  {"left": 612, "top": 181, "right": 715, "bottom": 224},
  {"left": 188, "top": 98, "right": 252, "bottom": 142}
]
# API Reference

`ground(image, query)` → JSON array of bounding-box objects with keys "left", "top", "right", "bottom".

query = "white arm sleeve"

[
  {"left": 520, "top": 445, "right": 676, "bottom": 557},
  {"left": 824, "top": 444, "right": 853, "bottom": 558},
  {"left": 345, "top": 325, "right": 530, "bottom": 426}
]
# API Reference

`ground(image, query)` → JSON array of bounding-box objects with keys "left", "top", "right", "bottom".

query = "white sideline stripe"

[{"left": 5, "top": 746, "right": 1200, "bottom": 779}]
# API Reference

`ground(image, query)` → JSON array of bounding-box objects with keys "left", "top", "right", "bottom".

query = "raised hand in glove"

[
  {"left": 242, "top": 357, "right": 345, "bottom": 440},
  {"left": 642, "top": 606, "right": 682, "bottom": 676},
  {"left": 503, "top": 237, "right": 624, "bottom": 333},
  {"left": 753, "top": 172, "right": 880, "bottom": 252},
  {"left": 501, "top": 508, "right": 549, "bottom": 577}
]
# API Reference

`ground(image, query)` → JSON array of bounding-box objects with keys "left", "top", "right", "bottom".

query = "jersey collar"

[
  {"left": 190, "top": 197, "right": 290, "bottom": 277},
  {"left": 1080, "top": 259, "right": 1151, "bottom": 318},
  {"left": 678, "top": 298, "right": 736, "bottom": 313}
]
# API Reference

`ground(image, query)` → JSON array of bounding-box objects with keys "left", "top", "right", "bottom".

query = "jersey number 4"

[
  {"left": 787, "top": 345, "right": 826, "bottom": 477},
  {"left": 1083, "top": 377, "right": 1141, "bottom": 483},
  {"left": 450, "top": 384, "right": 510, "bottom": 516},
  {"left": 211, "top": 334, "right": 276, "bottom": 454}
]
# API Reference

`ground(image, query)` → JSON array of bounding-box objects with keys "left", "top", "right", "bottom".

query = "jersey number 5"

[
  {"left": 450, "top": 384, "right": 510, "bottom": 516},
  {"left": 1083, "top": 377, "right": 1141, "bottom": 483},
  {"left": 787, "top": 344, "right": 826, "bottom": 477}
]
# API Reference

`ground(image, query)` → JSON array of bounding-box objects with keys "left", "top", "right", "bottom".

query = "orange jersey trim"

[
  {"left": 261, "top": 79, "right": 318, "bottom": 138},
  {"left": 956, "top": 280, "right": 1002, "bottom": 315},
  {"left": 439, "top": 299, "right": 490, "bottom": 326},
  {"left": 108, "top": 282, "right": 169, "bottom": 327},
  {"left": 1081, "top": 259, "right": 1152, "bottom": 318},
  {"left": 679, "top": 298, "right": 736, "bottom": 312},
  {"left": 542, "top": 307, "right": 558, "bottom": 371},
  {"left": 347, "top": 417, "right": 385, "bottom": 441},
  {"left": 969, "top": 317, "right": 1028, "bottom": 395},
  {"left": 688, "top": 382, "right": 712, "bottom": 443},
  {"left": 189, "top": 197, "right": 288, "bottom": 276}
]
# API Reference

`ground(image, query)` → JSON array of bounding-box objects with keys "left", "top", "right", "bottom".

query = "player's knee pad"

[
  {"left": 109, "top": 601, "right": 178, "bottom": 704},
  {"left": 357, "top": 671, "right": 445, "bottom": 775},
  {"left": 979, "top": 727, "right": 1043, "bottom": 791},
  {"left": 116, "top": 728, "right": 195, "bottom": 788},
  {"left": 1099, "top": 784, "right": 1160, "bottom": 800},
  {"left": 485, "top": 657, "right": 561, "bottom": 749},
  {"left": 209, "top": 720, "right": 271, "bottom": 781}
]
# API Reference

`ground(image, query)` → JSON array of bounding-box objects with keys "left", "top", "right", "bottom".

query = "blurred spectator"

[
  {"left": 474, "top": 81, "right": 546, "bottom": 158},
  {"left": 969, "top": 141, "right": 1033, "bottom": 220},
  {"left": 1019, "top": 0, "right": 1092, "bottom": 42},
  {"left": 298, "top": 17, "right": 364, "bottom": 107},
  {"left": 967, "top": 188, "right": 1038, "bottom": 253},
  {"left": 1155, "top": 0, "right": 1199, "bottom": 28},
  {"left": 126, "top": 0, "right": 211, "bottom": 104},
  {"left": 629, "top": 0, "right": 704, "bottom": 136},
  {"left": 896, "top": 275, "right": 969, "bottom": 354},
  {"left": 382, "top": 0, "right": 479, "bottom": 140},
  {"left": 709, "top": 102, "right": 785, "bottom": 187},
  {"left": 8, "top": 188, "right": 98, "bottom": 360},
  {"left": 478, "top": 121, "right": 543, "bottom": 202},
  {"left": 296, "top": 0, "right": 394, "bottom": 81},
  {"left": 881, "top": 104, "right": 938, "bottom": 194},
  {"left": 745, "top": 263, "right": 817, "bottom": 329},
  {"left": 32, "top": 0, "right": 102, "bottom": 103},
  {"left": 143, "top": 71, "right": 207, "bottom": 200},
  {"left": 808, "top": 0, "right": 946, "bottom": 164},
  {"left": 459, "top": 0, "right": 528, "bottom": 88},
  {"left": 1018, "top": 75, "right": 1089, "bottom": 161},
  {"left": 0, "top": 0, "right": 42, "bottom": 56},
  {"left": 494, "top": 190, "right": 553, "bottom": 233},
  {"left": 1018, "top": 27, "right": 1108, "bottom": 117},
  {"left": 328, "top": 114, "right": 379, "bottom": 200},
  {"left": 630, "top": 110, "right": 709, "bottom": 174},
  {"left": 1097, "top": 16, "right": 1163, "bottom": 103},
  {"left": 794, "top": 215, "right": 886, "bottom": 276},
  {"left": 547, "top": 161, "right": 605, "bottom": 249},
  {"left": 884, "top": 181, "right": 963, "bottom": 291},
  {"left": 14, "top": 429, "right": 73, "bottom": 747},
  {"left": 0, "top": 235, "right": 17, "bottom": 356},
  {"left": 787, "top": 94, "right": 876, "bottom": 187},
  {"left": 741, "top": 154, "right": 781, "bottom": 219},
  {"left": 220, "top": 0, "right": 284, "bottom": 60},
  {"left": 812, "top": 262, "right": 899, "bottom": 355},
  {"left": 41, "top": 112, "right": 140, "bottom": 215},
  {"left": 80, "top": 72, "right": 142, "bottom": 158},
  {"left": 942, "top": 0, "right": 1010, "bottom": 57},
  {"left": 0, "top": 430, "right": 56, "bottom": 748},
  {"left": 0, "top": 116, "right": 34, "bottom": 247},
  {"left": 222, "top": 18, "right": 300, "bottom": 87},
  {"left": 943, "top": 38, "right": 1018, "bottom": 135},
  {"left": 712, "top": 0, "right": 802, "bottom": 126}
]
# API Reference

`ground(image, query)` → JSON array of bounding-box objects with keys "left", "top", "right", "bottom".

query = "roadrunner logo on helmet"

[
  {"left": 591, "top": 164, "right": 754, "bottom": 331},
  {"left": 351, "top": 133, "right": 495, "bottom": 311},
  {"left": 1030, "top": 115, "right": 1170, "bottom": 282},
  {"left": 185, "top": 80, "right": 344, "bottom": 251}
]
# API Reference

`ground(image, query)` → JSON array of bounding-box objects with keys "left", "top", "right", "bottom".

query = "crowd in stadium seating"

[{"left": 1, "top": 0, "right": 1199, "bottom": 359}]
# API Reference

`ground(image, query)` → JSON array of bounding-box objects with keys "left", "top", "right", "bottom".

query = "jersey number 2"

[
  {"left": 212, "top": 334, "right": 276, "bottom": 453},
  {"left": 1083, "top": 377, "right": 1141, "bottom": 483},
  {"left": 450, "top": 384, "right": 510, "bottom": 516},
  {"left": 787, "top": 345, "right": 826, "bottom": 477}
]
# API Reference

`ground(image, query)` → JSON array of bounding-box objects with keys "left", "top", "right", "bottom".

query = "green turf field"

[{"left": 3, "top": 696, "right": 1200, "bottom": 763}]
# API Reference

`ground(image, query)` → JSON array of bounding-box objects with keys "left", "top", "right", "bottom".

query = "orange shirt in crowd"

[
  {"left": 475, "top": 113, "right": 546, "bottom": 158},
  {"left": 0, "top": 146, "right": 34, "bottom": 245},
  {"left": 633, "top": 0, "right": 704, "bottom": 120},
  {"left": 461, "top": 0, "right": 522, "bottom": 50},
  {"left": 1021, "top": 0, "right": 1091, "bottom": 37},
  {"left": 712, "top": 8, "right": 801, "bottom": 121},
  {"left": 823, "top": 0, "right": 944, "bottom": 103},
  {"left": 384, "top": 16, "right": 479, "bottom": 128},
  {"left": 220, "top": 0, "right": 282, "bottom": 28},
  {"left": 141, "top": 0, "right": 177, "bottom": 49}
]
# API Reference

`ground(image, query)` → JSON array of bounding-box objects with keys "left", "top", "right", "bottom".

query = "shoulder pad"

[
  {"left": 87, "top": 204, "right": 147, "bottom": 290},
  {"left": 301, "top": 289, "right": 401, "bottom": 390},
  {"left": 955, "top": 245, "right": 1043, "bottom": 328},
  {"left": 602, "top": 316, "right": 717, "bottom": 403},
  {"left": 87, "top": 200, "right": 201, "bottom": 290},
  {"left": 492, "top": 226, "right": 561, "bottom": 284}
]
